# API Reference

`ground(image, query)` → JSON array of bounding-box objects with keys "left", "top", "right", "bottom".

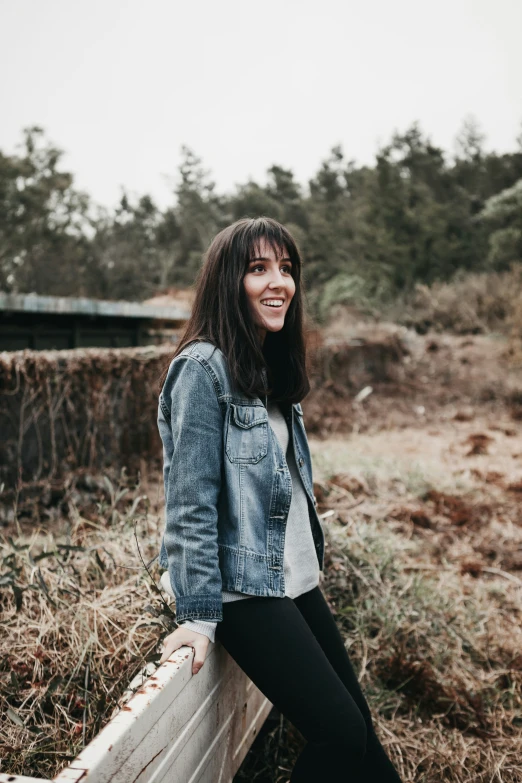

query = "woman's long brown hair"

[{"left": 158, "top": 216, "right": 310, "bottom": 404}]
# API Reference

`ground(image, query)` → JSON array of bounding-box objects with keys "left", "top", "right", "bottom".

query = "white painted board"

[{"left": 51, "top": 640, "right": 272, "bottom": 783}]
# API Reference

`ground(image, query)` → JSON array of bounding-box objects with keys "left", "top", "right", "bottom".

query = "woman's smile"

[
  {"left": 261, "top": 298, "right": 284, "bottom": 306},
  {"left": 261, "top": 297, "right": 285, "bottom": 309}
]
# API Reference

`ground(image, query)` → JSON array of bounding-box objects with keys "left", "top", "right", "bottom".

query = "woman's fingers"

[
  {"left": 191, "top": 638, "right": 208, "bottom": 676},
  {"left": 159, "top": 627, "right": 210, "bottom": 674},
  {"left": 159, "top": 631, "right": 183, "bottom": 665}
]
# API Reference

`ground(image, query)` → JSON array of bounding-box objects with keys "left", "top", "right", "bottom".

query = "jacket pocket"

[{"left": 225, "top": 404, "right": 269, "bottom": 464}]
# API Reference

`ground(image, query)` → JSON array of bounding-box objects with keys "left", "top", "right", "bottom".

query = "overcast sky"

[{"left": 1, "top": 0, "right": 521, "bottom": 209}]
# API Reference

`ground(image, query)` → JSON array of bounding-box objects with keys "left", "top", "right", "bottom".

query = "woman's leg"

[
  {"left": 293, "top": 586, "right": 402, "bottom": 782},
  {"left": 216, "top": 595, "right": 368, "bottom": 782}
]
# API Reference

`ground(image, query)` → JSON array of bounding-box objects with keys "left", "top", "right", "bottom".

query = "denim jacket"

[{"left": 157, "top": 339, "right": 325, "bottom": 623}]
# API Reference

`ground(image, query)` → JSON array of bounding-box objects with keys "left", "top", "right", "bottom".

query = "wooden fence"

[{"left": 0, "top": 640, "right": 272, "bottom": 783}]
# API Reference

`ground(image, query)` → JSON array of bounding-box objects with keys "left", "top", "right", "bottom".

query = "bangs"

[{"left": 240, "top": 218, "right": 299, "bottom": 267}]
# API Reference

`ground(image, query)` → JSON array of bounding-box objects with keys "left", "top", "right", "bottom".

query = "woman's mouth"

[{"left": 260, "top": 298, "right": 284, "bottom": 308}]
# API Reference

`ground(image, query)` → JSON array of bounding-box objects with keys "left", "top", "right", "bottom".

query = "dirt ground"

[
  {"left": 305, "top": 327, "right": 522, "bottom": 589},
  {"left": 309, "top": 409, "right": 522, "bottom": 581}
]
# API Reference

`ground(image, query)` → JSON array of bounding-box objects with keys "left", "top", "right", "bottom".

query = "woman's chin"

[
  {"left": 254, "top": 316, "right": 285, "bottom": 340},
  {"left": 265, "top": 321, "right": 285, "bottom": 333},
  {"left": 257, "top": 313, "right": 286, "bottom": 331}
]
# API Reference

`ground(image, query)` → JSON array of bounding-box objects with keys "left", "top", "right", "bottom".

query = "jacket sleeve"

[{"left": 160, "top": 355, "right": 224, "bottom": 622}]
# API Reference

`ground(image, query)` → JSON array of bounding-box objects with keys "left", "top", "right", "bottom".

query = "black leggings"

[{"left": 215, "top": 585, "right": 403, "bottom": 782}]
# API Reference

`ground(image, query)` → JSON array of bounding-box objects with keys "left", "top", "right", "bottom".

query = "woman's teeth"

[{"left": 261, "top": 300, "right": 284, "bottom": 308}]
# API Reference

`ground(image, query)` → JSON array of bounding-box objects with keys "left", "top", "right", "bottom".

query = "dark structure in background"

[{"left": 0, "top": 293, "right": 190, "bottom": 351}]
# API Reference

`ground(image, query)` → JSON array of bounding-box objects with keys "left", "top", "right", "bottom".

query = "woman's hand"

[{"left": 159, "top": 626, "right": 210, "bottom": 675}]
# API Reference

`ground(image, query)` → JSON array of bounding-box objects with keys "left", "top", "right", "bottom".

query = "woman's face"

[{"left": 243, "top": 238, "right": 296, "bottom": 342}]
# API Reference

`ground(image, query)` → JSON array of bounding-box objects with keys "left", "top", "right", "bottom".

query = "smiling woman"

[{"left": 155, "top": 217, "right": 404, "bottom": 782}]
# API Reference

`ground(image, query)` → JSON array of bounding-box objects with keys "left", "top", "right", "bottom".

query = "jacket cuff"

[
  {"left": 175, "top": 594, "right": 223, "bottom": 623},
  {"left": 160, "top": 573, "right": 223, "bottom": 622}
]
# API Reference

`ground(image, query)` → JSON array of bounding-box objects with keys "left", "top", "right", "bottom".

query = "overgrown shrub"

[{"left": 384, "top": 264, "right": 522, "bottom": 335}]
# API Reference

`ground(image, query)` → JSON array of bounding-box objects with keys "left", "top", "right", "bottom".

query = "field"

[{"left": 1, "top": 327, "right": 522, "bottom": 781}]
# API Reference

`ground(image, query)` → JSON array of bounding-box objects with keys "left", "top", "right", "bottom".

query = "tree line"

[{"left": 1, "top": 121, "right": 521, "bottom": 322}]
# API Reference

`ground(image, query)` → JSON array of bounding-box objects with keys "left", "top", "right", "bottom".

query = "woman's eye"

[{"left": 249, "top": 263, "right": 292, "bottom": 274}]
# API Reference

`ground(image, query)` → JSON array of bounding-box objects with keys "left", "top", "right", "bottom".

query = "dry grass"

[
  {"left": 2, "top": 445, "right": 522, "bottom": 781},
  {"left": 324, "top": 518, "right": 522, "bottom": 781},
  {"left": 0, "top": 470, "right": 173, "bottom": 778}
]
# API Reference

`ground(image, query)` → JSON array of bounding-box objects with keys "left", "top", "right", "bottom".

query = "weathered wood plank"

[
  {"left": 0, "top": 776, "right": 52, "bottom": 783},
  {"left": 52, "top": 640, "right": 272, "bottom": 783},
  {"left": 53, "top": 646, "right": 195, "bottom": 783},
  {"left": 111, "top": 643, "right": 237, "bottom": 783},
  {"left": 150, "top": 654, "right": 272, "bottom": 783}
]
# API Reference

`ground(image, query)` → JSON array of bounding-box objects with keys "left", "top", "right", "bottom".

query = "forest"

[{"left": 1, "top": 121, "right": 522, "bottom": 326}]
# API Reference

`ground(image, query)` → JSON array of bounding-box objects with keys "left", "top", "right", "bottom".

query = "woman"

[{"left": 156, "top": 217, "right": 403, "bottom": 782}]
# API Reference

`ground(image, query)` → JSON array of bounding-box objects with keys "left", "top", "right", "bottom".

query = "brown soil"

[
  {"left": 310, "top": 409, "right": 522, "bottom": 582},
  {"left": 305, "top": 325, "right": 522, "bottom": 436}
]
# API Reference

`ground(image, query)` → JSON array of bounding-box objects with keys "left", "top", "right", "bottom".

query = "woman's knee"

[
  {"left": 336, "top": 709, "right": 368, "bottom": 763},
  {"left": 314, "top": 705, "right": 368, "bottom": 765}
]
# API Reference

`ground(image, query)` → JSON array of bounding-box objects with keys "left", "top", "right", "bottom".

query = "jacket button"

[{"left": 298, "top": 457, "right": 304, "bottom": 467}]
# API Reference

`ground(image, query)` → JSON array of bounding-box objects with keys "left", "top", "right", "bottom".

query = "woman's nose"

[{"left": 268, "top": 269, "right": 285, "bottom": 287}]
